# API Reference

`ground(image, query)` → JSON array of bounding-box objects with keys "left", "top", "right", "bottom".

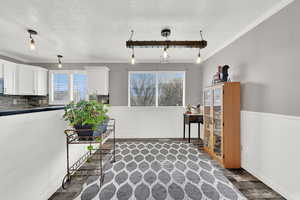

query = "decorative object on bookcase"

[
  {"left": 213, "top": 66, "right": 222, "bottom": 84},
  {"left": 221, "top": 65, "right": 230, "bottom": 82},
  {"left": 203, "top": 82, "right": 240, "bottom": 168},
  {"left": 212, "top": 65, "right": 231, "bottom": 85},
  {"left": 186, "top": 104, "right": 192, "bottom": 114}
]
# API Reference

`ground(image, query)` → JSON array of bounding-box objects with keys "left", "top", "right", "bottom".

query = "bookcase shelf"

[{"left": 203, "top": 82, "right": 241, "bottom": 168}]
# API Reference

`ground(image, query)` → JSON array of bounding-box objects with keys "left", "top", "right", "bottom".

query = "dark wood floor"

[{"left": 49, "top": 139, "right": 285, "bottom": 200}]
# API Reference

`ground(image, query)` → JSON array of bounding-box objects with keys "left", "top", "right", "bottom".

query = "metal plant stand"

[{"left": 62, "top": 119, "right": 116, "bottom": 189}]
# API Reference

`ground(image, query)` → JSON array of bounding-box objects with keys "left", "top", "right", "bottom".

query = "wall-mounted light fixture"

[
  {"left": 27, "top": 29, "right": 38, "bottom": 50},
  {"left": 57, "top": 55, "right": 63, "bottom": 68}
]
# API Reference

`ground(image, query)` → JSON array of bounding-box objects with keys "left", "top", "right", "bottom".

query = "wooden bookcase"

[{"left": 203, "top": 82, "right": 241, "bottom": 168}]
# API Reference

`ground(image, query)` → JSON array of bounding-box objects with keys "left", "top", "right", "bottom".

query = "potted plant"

[{"left": 63, "top": 100, "right": 109, "bottom": 140}]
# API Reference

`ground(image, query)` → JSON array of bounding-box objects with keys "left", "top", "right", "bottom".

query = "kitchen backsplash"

[{"left": 0, "top": 95, "right": 48, "bottom": 109}]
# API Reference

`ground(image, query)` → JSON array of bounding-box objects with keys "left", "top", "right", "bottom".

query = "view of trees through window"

[
  {"left": 158, "top": 72, "right": 184, "bottom": 106},
  {"left": 129, "top": 71, "right": 184, "bottom": 106}
]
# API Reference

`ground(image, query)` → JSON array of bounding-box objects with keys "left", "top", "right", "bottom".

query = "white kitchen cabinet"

[
  {"left": 0, "top": 62, "right": 3, "bottom": 78},
  {"left": 1, "top": 60, "right": 48, "bottom": 96},
  {"left": 3, "top": 60, "right": 17, "bottom": 95},
  {"left": 34, "top": 68, "right": 48, "bottom": 96},
  {"left": 17, "top": 64, "right": 35, "bottom": 95},
  {"left": 86, "top": 67, "right": 109, "bottom": 95},
  {"left": 17, "top": 65, "right": 48, "bottom": 96}
]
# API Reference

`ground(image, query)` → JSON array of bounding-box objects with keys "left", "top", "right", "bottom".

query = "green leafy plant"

[
  {"left": 87, "top": 145, "right": 94, "bottom": 151},
  {"left": 63, "top": 100, "right": 109, "bottom": 131}
]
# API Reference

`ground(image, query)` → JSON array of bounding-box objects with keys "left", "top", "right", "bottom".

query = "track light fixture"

[
  {"left": 27, "top": 29, "right": 37, "bottom": 50},
  {"left": 57, "top": 55, "right": 63, "bottom": 68},
  {"left": 126, "top": 28, "right": 207, "bottom": 63}
]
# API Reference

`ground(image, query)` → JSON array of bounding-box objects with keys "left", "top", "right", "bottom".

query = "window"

[
  {"left": 49, "top": 71, "right": 87, "bottom": 105},
  {"left": 130, "top": 72, "right": 156, "bottom": 106},
  {"left": 158, "top": 72, "right": 184, "bottom": 106},
  {"left": 73, "top": 73, "right": 87, "bottom": 102},
  {"left": 53, "top": 73, "right": 69, "bottom": 104},
  {"left": 129, "top": 71, "right": 185, "bottom": 107}
]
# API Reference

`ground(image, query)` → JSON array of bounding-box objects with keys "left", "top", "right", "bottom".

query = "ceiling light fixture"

[
  {"left": 161, "top": 28, "right": 170, "bottom": 61},
  {"left": 126, "top": 28, "right": 207, "bottom": 63},
  {"left": 129, "top": 30, "right": 135, "bottom": 65},
  {"left": 27, "top": 29, "right": 38, "bottom": 50},
  {"left": 196, "top": 31, "right": 204, "bottom": 64},
  {"left": 57, "top": 55, "right": 63, "bottom": 68}
]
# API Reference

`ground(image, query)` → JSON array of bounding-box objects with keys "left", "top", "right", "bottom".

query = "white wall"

[
  {"left": 0, "top": 110, "right": 87, "bottom": 200},
  {"left": 241, "top": 111, "right": 300, "bottom": 200},
  {"left": 108, "top": 106, "right": 202, "bottom": 139}
]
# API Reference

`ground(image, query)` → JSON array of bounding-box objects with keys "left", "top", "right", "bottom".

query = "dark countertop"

[{"left": 0, "top": 106, "right": 65, "bottom": 116}]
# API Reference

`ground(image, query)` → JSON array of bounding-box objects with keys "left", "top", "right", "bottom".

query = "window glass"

[
  {"left": 129, "top": 71, "right": 185, "bottom": 107},
  {"left": 158, "top": 72, "right": 184, "bottom": 106},
  {"left": 130, "top": 73, "right": 156, "bottom": 106},
  {"left": 53, "top": 73, "right": 69, "bottom": 102},
  {"left": 73, "top": 73, "right": 87, "bottom": 102}
]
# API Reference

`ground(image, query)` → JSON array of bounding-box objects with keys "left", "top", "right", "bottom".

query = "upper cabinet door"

[
  {"left": 3, "top": 61, "right": 17, "bottom": 95},
  {"left": 34, "top": 68, "right": 48, "bottom": 96},
  {"left": 17, "top": 64, "right": 35, "bottom": 95},
  {"left": 87, "top": 67, "right": 109, "bottom": 95}
]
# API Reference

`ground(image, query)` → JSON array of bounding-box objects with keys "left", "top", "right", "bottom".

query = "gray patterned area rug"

[{"left": 76, "top": 141, "right": 247, "bottom": 200}]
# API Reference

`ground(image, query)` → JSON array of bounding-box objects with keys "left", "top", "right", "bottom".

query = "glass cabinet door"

[
  {"left": 213, "top": 86, "right": 223, "bottom": 158},
  {"left": 203, "top": 89, "right": 212, "bottom": 148}
]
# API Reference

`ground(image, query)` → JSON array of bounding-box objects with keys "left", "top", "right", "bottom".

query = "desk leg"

[
  {"left": 198, "top": 122, "right": 200, "bottom": 141},
  {"left": 188, "top": 122, "right": 191, "bottom": 143}
]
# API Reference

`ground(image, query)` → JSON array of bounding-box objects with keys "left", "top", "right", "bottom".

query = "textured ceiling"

[{"left": 0, "top": 0, "right": 287, "bottom": 63}]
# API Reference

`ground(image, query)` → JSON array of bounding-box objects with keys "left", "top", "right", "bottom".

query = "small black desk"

[{"left": 183, "top": 114, "right": 203, "bottom": 143}]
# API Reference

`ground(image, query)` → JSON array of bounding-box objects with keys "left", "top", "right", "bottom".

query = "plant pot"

[
  {"left": 74, "top": 124, "right": 94, "bottom": 140},
  {"left": 93, "top": 119, "right": 109, "bottom": 137}
]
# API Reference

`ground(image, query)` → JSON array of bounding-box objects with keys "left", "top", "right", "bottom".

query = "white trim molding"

[{"left": 241, "top": 110, "right": 300, "bottom": 200}]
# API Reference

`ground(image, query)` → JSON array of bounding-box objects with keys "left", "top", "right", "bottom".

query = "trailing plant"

[{"left": 63, "top": 100, "right": 109, "bottom": 131}]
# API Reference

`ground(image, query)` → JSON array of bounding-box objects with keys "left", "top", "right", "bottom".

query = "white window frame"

[
  {"left": 128, "top": 71, "right": 186, "bottom": 107},
  {"left": 49, "top": 70, "right": 87, "bottom": 105}
]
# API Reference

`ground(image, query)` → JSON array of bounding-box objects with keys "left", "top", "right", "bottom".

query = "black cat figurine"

[{"left": 222, "top": 65, "right": 230, "bottom": 82}]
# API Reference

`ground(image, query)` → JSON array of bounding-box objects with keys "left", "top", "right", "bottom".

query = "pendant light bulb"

[
  {"left": 131, "top": 54, "right": 135, "bottom": 65},
  {"left": 163, "top": 47, "right": 168, "bottom": 59},
  {"left": 196, "top": 52, "right": 201, "bottom": 64},
  {"left": 30, "top": 38, "right": 36, "bottom": 50},
  {"left": 57, "top": 55, "right": 63, "bottom": 68},
  {"left": 130, "top": 47, "right": 135, "bottom": 65}
]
